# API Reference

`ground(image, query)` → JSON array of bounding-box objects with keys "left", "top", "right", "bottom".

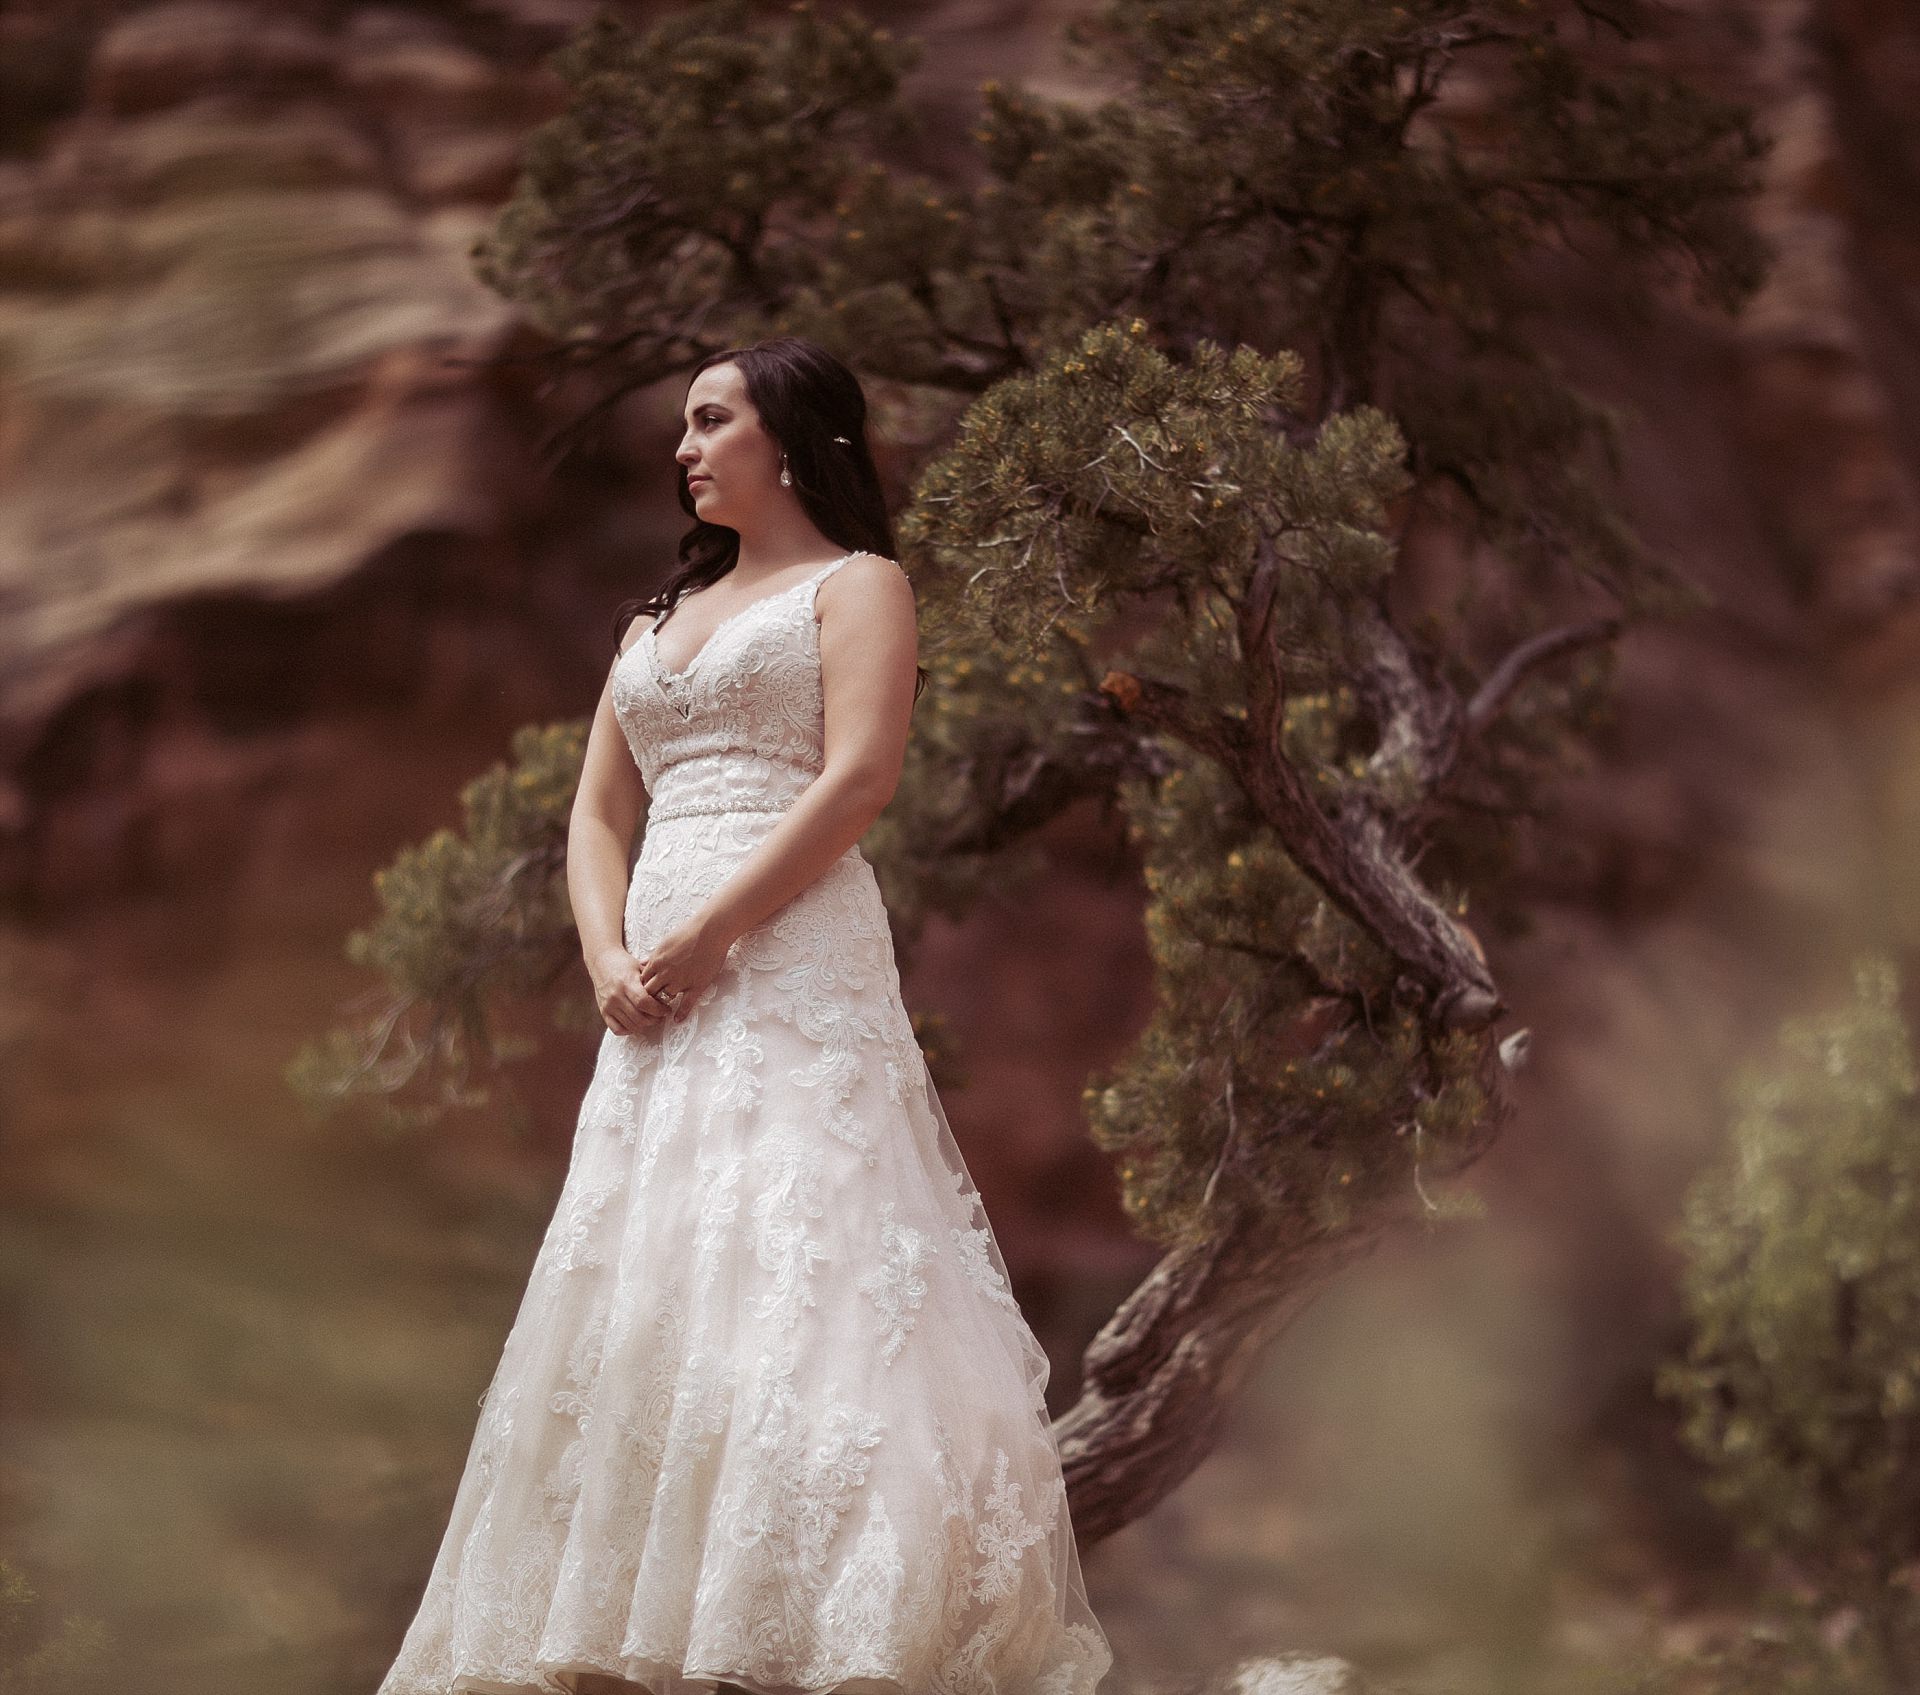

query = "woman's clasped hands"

[{"left": 588, "top": 912, "right": 733, "bottom": 1036}]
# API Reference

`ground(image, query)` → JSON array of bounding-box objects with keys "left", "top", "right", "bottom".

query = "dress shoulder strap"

[
  {"left": 803, "top": 552, "right": 877, "bottom": 626},
  {"left": 810, "top": 550, "right": 876, "bottom": 592}
]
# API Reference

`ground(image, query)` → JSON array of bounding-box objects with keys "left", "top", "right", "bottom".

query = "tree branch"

[{"left": 1465, "top": 613, "right": 1622, "bottom": 737}]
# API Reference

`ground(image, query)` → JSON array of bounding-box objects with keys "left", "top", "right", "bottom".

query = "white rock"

[{"left": 1208, "top": 1653, "right": 1381, "bottom": 1694}]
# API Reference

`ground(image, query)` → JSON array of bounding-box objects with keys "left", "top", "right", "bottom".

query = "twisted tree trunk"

[{"left": 1055, "top": 1045, "right": 1516, "bottom": 1546}]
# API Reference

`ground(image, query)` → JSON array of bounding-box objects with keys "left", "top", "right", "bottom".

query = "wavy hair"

[{"left": 614, "top": 337, "right": 924, "bottom": 700}]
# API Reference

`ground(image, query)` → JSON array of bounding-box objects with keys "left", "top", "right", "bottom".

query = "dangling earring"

[{"left": 779, "top": 454, "right": 792, "bottom": 488}]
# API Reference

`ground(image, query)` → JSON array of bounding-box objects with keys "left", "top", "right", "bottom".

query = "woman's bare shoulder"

[
  {"left": 830, "top": 551, "right": 913, "bottom": 600},
  {"left": 819, "top": 553, "right": 914, "bottom": 632}
]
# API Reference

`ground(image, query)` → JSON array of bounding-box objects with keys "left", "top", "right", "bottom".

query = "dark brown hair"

[{"left": 614, "top": 336, "right": 924, "bottom": 699}]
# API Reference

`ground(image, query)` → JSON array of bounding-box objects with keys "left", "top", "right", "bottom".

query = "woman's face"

[{"left": 676, "top": 362, "right": 784, "bottom": 529}]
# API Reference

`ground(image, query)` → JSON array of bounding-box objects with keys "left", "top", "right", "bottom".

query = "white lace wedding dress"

[{"left": 376, "top": 551, "right": 1114, "bottom": 1695}]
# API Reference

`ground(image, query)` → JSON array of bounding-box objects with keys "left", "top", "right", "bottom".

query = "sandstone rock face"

[
  {"left": 0, "top": 1, "right": 600, "bottom": 900},
  {"left": 2, "top": 0, "right": 1917, "bottom": 909}
]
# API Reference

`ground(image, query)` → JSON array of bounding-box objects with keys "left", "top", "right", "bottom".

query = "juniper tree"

[
  {"left": 295, "top": 0, "right": 1770, "bottom": 1540},
  {"left": 1658, "top": 955, "right": 1920, "bottom": 1687}
]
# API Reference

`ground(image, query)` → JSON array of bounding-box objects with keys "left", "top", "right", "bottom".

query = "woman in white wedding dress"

[{"left": 375, "top": 336, "right": 1113, "bottom": 1695}]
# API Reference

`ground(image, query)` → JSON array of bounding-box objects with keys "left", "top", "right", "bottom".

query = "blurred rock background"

[{"left": 2, "top": 1, "right": 1919, "bottom": 1692}]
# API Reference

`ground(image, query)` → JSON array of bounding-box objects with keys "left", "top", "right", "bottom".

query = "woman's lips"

[{"left": 688, "top": 475, "right": 711, "bottom": 488}]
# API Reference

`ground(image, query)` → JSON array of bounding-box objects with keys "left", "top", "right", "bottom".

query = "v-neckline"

[{"left": 646, "top": 552, "right": 857, "bottom": 684}]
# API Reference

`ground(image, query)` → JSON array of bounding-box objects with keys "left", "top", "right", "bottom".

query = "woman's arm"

[
  {"left": 633, "top": 554, "right": 919, "bottom": 1011},
  {"left": 568, "top": 630, "right": 669, "bottom": 1034}
]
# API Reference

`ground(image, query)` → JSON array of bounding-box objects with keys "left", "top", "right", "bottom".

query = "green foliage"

[
  {"left": 901, "top": 323, "right": 1404, "bottom": 662},
  {"left": 1658, "top": 954, "right": 1920, "bottom": 1675},
  {"left": 480, "top": 0, "right": 1762, "bottom": 606},
  {"left": 1033, "top": 0, "right": 1761, "bottom": 614},
  {"left": 887, "top": 321, "right": 1500, "bottom": 1242},
  {"left": 474, "top": 0, "right": 923, "bottom": 372},
  {"left": 313, "top": 0, "right": 1768, "bottom": 1279},
  {"left": 860, "top": 653, "right": 1060, "bottom": 945},
  {"left": 0, "top": 1557, "right": 109, "bottom": 1694},
  {"left": 287, "top": 721, "right": 595, "bottom": 1132},
  {"left": 1080, "top": 751, "right": 1488, "bottom": 1246},
  {"left": 348, "top": 721, "right": 584, "bottom": 998}
]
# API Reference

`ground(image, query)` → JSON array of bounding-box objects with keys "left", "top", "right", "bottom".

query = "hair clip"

[{"left": 832, "top": 435, "right": 851, "bottom": 444}]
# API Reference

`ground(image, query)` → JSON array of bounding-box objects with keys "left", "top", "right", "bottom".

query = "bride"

[{"left": 375, "top": 336, "right": 1114, "bottom": 1695}]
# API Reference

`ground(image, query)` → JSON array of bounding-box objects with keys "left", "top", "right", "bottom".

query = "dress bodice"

[{"left": 609, "top": 551, "right": 870, "bottom": 825}]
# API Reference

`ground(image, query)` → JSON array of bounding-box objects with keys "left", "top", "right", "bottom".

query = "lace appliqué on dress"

[
  {"left": 375, "top": 552, "right": 1112, "bottom": 1695},
  {"left": 858, "top": 1201, "right": 937, "bottom": 1365}
]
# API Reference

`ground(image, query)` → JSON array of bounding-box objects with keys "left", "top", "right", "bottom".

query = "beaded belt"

[{"left": 645, "top": 794, "right": 796, "bottom": 824}]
